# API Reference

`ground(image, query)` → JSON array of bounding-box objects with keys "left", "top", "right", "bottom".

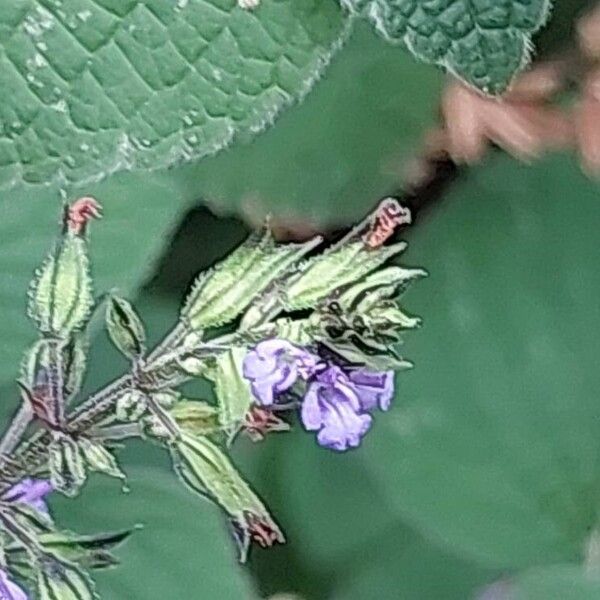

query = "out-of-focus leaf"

[
  {"left": 0, "top": 0, "right": 347, "bottom": 189},
  {"left": 236, "top": 428, "right": 497, "bottom": 599},
  {"left": 511, "top": 565, "right": 600, "bottom": 599},
  {"left": 51, "top": 459, "right": 256, "bottom": 599},
  {"left": 343, "top": 0, "right": 552, "bottom": 94},
  {"left": 359, "top": 153, "right": 600, "bottom": 569},
  {"left": 193, "top": 23, "right": 442, "bottom": 225}
]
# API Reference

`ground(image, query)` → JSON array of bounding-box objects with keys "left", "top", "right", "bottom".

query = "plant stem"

[{"left": 0, "top": 327, "right": 236, "bottom": 493}]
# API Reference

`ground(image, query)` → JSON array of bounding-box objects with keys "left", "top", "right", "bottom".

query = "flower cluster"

[
  {"left": 243, "top": 339, "right": 393, "bottom": 451},
  {"left": 0, "top": 196, "right": 422, "bottom": 597}
]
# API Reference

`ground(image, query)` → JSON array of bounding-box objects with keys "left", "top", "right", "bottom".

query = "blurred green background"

[{"left": 3, "top": 9, "right": 600, "bottom": 600}]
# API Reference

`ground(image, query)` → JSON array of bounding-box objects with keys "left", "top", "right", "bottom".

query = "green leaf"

[
  {"left": 173, "top": 432, "right": 283, "bottom": 559},
  {"left": 344, "top": 0, "right": 553, "bottom": 94},
  {"left": 235, "top": 429, "right": 497, "bottom": 599},
  {"left": 182, "top": 231, "right": 320, "bottom": 331},
  {"left": 191, "top": 22, "right": 442, "bottom": 225},
  {"left": 0, "top": 0, "right": 347, "bottom": 189},
  {"left": 359, "top": 154, "right": 600, "bottom": 569},
  {"left": 78, "top": 438, "right": 125, "bottom": 481},
  {"left": 145, "top": 400, "right": 219, "bottom": 439},
  {"left": 49, "top": 433, "right": 87, "bottom": 497},
  {"left": 7, "top": 529, "right": 135, "bottom": 571}
]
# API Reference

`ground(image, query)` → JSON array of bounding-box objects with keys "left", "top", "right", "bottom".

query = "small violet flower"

[
  {"left": 243, "top": 339, "right": 319, "bottom": 406},
  {"left": 0, "top": 569, "right": 28, "bottom": 600},
  {"left": 301, "top": 366, "right": 394, "bottom": 452},
  {"left": 2, "top": 478, "right": 52, "bottom": 515}
]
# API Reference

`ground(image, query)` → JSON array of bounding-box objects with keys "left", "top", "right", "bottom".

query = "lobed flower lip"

[
  {"left": 301, "top": 366, "right": 394, "bottom": 452},
  {"left": 243, "top": 339, "right": 320, "bottom": 406}
]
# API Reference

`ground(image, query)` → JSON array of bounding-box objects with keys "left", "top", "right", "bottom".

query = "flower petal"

[
  {"left": 350, "top": 369, "right": 395, "bottom": 411},
  {"left": 317, "top": 397, "right": 372, "bottom": 452},
  {"left": 0, "top": 569, "right": 28, "bottom": 600},
  {"left": 3, "top": 478, "right": 52, "bottom": 514},
  {"left": 242, "top": 349, "right": 277, "bottom": 380},
  {"left": 300, "top": 384, "right": 324, "bottom": 431}
]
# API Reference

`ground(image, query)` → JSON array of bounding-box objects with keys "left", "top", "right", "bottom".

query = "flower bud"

[
  {"left": 105, "top": 296, "right": 146, "bottom": 360},
  {"left": 115, "top": 390, "right": 147, "bottom": 422},
  {"left": 28, "top": 216, "right": 95, "bottom": 339}
]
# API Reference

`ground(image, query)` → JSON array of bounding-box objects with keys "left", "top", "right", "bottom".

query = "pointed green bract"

[
  {"left": 49, "top": 434, "right": 86, "bottom": 498},
  {"left": 172, "top": 433, "right": 283, "bottom": 559},
  {"left": 182, "top": 232, "right": 321, "bottom": 331},
  {"left": 28, "top": 233, "right": 93, "bottom": 339},
  {"left": 7, "top": 529, "right": 134, "bottom": 571},
  {"left": 211, "top": 348, "right": 254, "bottom": 438},
  {"left": 342, "top": 0, "right": 553, "bottom": 94},
  {"left": 105, "top": 296, "right": 146, "bottom": 360},
  {"left": 337, "top": 265, "right": 426, "bottom": 311},
  {"left": 37, "top": 561, "right": 97, "bottom": 600},
  {"left": 284, "top": 241, "right": 407, "bottom": 310},
  {"left": 78, "top": 438, "right": 125, "bottom": 481},
  {"left": 145, "top": 401, "right": 219, "bottom": 439}
]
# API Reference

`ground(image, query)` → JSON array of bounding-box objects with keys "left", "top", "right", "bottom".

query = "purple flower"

[
  {"left": 243, "top": 339, "right": 319, "bottom": 406},
  {"left": 301, "top": 366, "right": 394, "bottom": 452},
  {"left": 2, "top": 478, "right": 52, "bottom": 515},
  {"left": 348, "top": 369, "right": 394, "bottom": 411},
  {"left": 0, "top": 569, "right": 28, "bottom": 600}
]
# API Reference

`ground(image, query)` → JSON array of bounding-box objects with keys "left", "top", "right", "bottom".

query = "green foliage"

[
  {"left": 0, "top": 0, "right": 347, "bottom": 189},
  {"left": 359, "top": 154, "right": 600, "bottom": 570},
  {"left": 182, "top": 231, "right": 320, "bottom": 331},
  {"left": 342, "top": 0, "right": 553, "bottom": 94}
]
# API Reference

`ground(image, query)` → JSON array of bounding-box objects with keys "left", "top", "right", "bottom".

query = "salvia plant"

[{"left": 0, "top": 196, "right": 424, "bottom": 599}]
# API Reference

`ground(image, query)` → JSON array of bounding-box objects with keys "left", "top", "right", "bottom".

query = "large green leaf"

[
  {"left": 51, "top": 458, "right": 255, "bottom": 599},
  {"left": 342, "top": 0, "right": 552, "bottom": 94},
  {"left": 512, "top": 565, "right": 600, "bottom": 599},
  {"left": 194, "top": 23, "right": 441, "bottom": 224},
  {"left": 359, "top": 153, "right": 600, "bottom": 569},
  {"left": 0, "top": 0, "right": 346, "bottom": 188},
  {"left": 235, "top": 428, "right": 497, "bottom": 599}
]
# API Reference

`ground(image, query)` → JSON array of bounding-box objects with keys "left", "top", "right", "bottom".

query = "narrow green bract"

[
  {"left": 28, "top": 234, "right": 93, "bottom": 338},
  {"left": 284, "top": 241, "right": 407, "bottom": 310},
  {"left": 182, "top": 232, "right": 320, "bottom": 331},
  {"left": 48, "top": 434, "right": 86, "bottom": 497},
  {"left": 211, "top": 348, "right": 254, "bottom": 438},
  {"left": 37, "top": 561, "right": 97, "bottom": 600}
]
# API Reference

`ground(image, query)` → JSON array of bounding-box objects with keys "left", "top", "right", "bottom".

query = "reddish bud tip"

[{"left": 67, "top": 197, "right": 102, "bottom": 235}]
